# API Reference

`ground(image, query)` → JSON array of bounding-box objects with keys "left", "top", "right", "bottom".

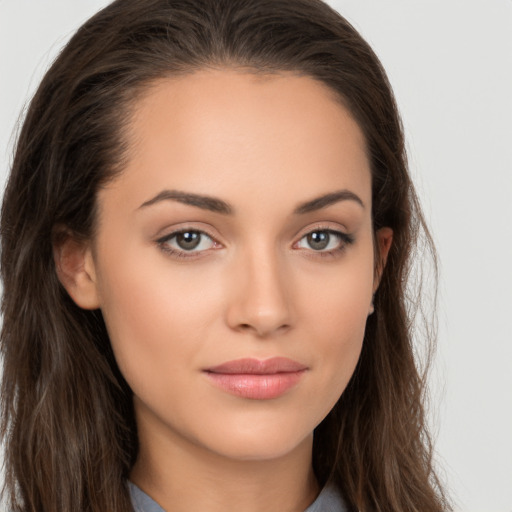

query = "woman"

[{"left": 0, "top": 0, "right": 449, "bottom": 511}]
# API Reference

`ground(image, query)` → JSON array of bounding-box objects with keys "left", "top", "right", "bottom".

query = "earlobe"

[
  {"left": 373, "top": 227, "right": 393, "bottom": 293},
  {"left": 53, "top": 233, "right": 101, "bottom": 310}
]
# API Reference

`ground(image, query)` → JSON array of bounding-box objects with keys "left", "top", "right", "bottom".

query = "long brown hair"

[{"left": 1, "top": 1, "right": 449, "bottom": 510}]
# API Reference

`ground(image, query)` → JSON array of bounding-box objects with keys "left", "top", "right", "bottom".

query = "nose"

[{"left": 225, "top": 244, "right": 294, "bottom": 338}]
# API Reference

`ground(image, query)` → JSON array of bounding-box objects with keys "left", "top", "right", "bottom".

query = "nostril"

[
  {"left": 277, "top": 323, "right": 291, "bottom": 334},
  {"left": 236, "top": 322, "right": 291, "bottom": 337}
]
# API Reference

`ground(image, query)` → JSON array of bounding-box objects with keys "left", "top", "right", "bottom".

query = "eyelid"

[
  {"left": 156, "top": 226, "right": 223, "bottom": 258},
  {"left": 292, "top": 223, "right": 355, "bottom": 255},
  {"left": 293, "top": 222, "right": 351, "bottom": 242}
]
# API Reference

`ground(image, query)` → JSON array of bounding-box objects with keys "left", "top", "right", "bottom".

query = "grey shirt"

[{"left": 128, "top": 480, "right": 347, "bottom": 512}]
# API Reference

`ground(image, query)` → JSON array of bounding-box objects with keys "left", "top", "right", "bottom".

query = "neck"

[{"left": 130, "top": 410, "right": 319, "bottom": 512}]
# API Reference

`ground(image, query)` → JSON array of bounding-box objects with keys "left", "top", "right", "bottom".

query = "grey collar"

[{"left": 128, "top": 480, "right": 347, "bottom": 512}]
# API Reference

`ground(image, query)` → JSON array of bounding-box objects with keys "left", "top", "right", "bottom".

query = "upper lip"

[{"left": 204, "top": 357, "right": 308, "bottom": 375}]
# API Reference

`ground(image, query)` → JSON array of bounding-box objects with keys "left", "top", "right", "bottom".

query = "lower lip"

[{"left": 204, "top": 371, "right": 306, "bottom": 400}]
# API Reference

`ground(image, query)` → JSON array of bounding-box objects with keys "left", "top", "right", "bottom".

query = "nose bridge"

[{"left": 226, "top": 238, "right": 293, "bottom": 336}]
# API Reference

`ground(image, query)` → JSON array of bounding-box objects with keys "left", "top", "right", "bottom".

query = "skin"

[{"left": 56, "top": 69, "right": 392, "bottom": 512}]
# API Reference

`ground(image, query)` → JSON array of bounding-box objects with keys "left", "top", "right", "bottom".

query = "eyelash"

[
  {"left": 156, "top": 228, "right": 219, "bottom": 259},
  {"left": 295, "top": 226, "right": 355, "bottom": 259},
  {"left": 156, "top": 226, "right": 354, "bottom": 260}
]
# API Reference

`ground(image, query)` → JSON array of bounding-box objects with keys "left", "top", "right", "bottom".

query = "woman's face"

[{"left": 71, "top": 70, "right": 391, "bottom": 462}]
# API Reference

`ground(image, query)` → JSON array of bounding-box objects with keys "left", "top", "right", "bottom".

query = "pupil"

[
  {"left": 308, "top": 231, "right": 329, "bottom": 250},
  {"left": 177, "top": 231, "right": 201, "bottom": 250}
]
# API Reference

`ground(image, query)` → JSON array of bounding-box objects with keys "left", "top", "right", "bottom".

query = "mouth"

[{"left": 203, "top": 357, "right": 308, "bottom": 400}]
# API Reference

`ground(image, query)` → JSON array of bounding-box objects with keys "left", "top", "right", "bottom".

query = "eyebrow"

[
  {"left": 293, "top": 190, "right": 364, "bottom": 214},
  {"left": 138, "top": 188, "right": 364, "bottom": 214},
  {"left": 138, "top": 189, "right": 232, "bottom": 214}
]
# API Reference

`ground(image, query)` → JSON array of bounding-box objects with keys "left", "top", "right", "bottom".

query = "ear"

[
  {"left": 373, "top": 227, "right": 393, "bottom": 293},
  {"left": 53, "top": 232, "right": 101, "bottom": 310}
]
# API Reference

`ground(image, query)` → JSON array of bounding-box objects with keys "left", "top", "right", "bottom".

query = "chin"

[{"left": 193, "top": 419, "right": 315, "bottom": 462}]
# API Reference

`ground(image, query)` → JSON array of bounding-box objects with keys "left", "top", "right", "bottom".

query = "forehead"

[{"left": 103, "top": 69, "right": 371, "bottom": 213}]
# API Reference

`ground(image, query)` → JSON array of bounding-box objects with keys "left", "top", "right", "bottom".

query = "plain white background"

[{"left": 1, "top": 1, "right": 511, "bottom": 511}]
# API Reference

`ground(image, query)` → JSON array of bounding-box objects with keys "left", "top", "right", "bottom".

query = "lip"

[{"left": 203, "top": 357, "right": 308, "bottom": 400}]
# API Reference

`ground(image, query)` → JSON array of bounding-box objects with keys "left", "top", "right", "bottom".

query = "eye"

[
  {"left": 157, "top": 229, "right": 218, "bottom": 255},
  {"left": 295, "top": 229, "right": 352, "bottom": 253}
]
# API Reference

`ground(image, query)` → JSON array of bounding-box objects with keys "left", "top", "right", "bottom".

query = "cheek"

[
  {"left": 302, "top": 250, "right": 374, "bottom": 337},
  {"left": 95, "top": 244, "right": 228, "bottom": 397},
  {"left": 95, "top": 251, "right": 189, "bottom": 386},
  {"left": 298, "top": 254, "right": 374, "bottom": 401}
]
